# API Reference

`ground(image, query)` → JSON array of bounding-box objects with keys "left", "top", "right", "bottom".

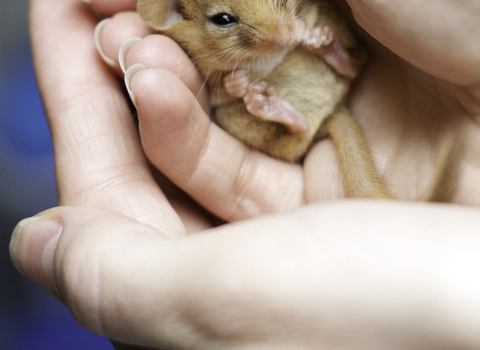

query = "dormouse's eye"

[{"left": 210, "top": 13, "right": 238, "bottom": 27}]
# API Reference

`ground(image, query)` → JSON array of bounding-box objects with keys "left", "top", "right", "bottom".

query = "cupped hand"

[
  {"left": 16, "top": 0, "right": 480, "bottom": 349},
  {"left": 93, "top": 0, "right": 480, "bottom": 223},
  {"left": 10, "top": 202, "right": 480, "bottom": 349}
]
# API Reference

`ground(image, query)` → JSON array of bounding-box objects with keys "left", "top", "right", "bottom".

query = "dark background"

[{"left": 0, "top": 1, "right": 112, "bottom": 348}]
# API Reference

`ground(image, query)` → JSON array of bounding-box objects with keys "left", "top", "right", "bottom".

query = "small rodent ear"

[{"left": 137, "top": 0, "right": 183, "bottom": 31}]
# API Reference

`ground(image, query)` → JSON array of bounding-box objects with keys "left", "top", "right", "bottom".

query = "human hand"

[
  {"left": 10, "top": 202, "right": 480, "bottom": 349},
  {"left": 16, "top": 1, "right": 480, "bottom": 349},
  {"left": 92, "top": 0, "right": 480, "bottom": 221}
]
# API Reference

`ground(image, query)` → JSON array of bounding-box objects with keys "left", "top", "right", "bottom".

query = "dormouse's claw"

[
  {"left": 251, "top": 81, "right": 267, "bottom": 93},
  {"left": 253, "top": 94, "right": 265, "bottom": 105}
]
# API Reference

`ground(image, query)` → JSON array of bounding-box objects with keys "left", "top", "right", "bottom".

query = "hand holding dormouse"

[{"left": 15, "top": 1, "right": 480, "bottom": 349}]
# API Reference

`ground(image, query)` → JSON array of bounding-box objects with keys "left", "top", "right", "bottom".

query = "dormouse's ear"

[{"left": 137, "top": 0, "right": 183, "bottom": 31}]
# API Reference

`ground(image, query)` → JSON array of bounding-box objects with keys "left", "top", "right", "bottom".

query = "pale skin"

[{"left": 9, "top": 0, "right": 480, "bottom": 349}]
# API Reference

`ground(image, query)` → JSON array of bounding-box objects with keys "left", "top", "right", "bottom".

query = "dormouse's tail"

[
  {"left": 325, "top": 106, "right": 393, "bottom": 199},
  {"left": 326, "top": 106, "right": 461, "bottom": 202}
]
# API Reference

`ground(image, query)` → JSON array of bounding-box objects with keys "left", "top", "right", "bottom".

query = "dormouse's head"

[{"left": 138, "top": 0, "right": 300, "bottom": 72}]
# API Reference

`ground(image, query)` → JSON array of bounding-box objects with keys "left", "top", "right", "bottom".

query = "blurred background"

[{"left": 0, "top": 0, "right": 111, "bottom": 348}]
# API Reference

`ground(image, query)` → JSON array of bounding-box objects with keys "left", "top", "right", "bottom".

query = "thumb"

[{"left": 9, "top": 206, "right": 197, "bottom": 348}]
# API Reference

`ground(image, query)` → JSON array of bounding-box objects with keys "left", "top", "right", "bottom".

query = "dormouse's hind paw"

[
  {"left": 224, "top": 69, "right": 250, "bottom": 98},
  {"left": 303, "top": 26, "right": 358, "bottom": 79},
  {"left": 244, "top": 81, "right": 308, "bottom": 134}
]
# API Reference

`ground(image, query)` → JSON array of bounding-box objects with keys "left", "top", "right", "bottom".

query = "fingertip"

[
  {"left": 95, "top": 18, "right": 119, "bottom": 70},
  {"left": 124, "top": 63, "right": 147, "bottom": 107},
  {"left": 94, "top": 12, "right": 152, "bottom": 74},
  {"left": 120, "top": 35, "right": 209, "bottom": 110},
  {"left": 119, "top": 37, "right": 142, "bottom": 74},
  {"left": 10, "top": 217, "right": 63, "bottom": 292}
]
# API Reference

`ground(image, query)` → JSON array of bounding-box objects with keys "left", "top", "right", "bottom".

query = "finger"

[
  {"left": 94, "top": 9, "right": 206, "bottom": 107},
  {"left": 91, "top": 10, "right": 214, "bottom": 233},
  {"left": 346, "top": 0, "right": 480, "bottom": 85},
  {"left": 94, "top": 15, "right": 212, "bottom": 232},
  {"left": 128, "top": 67, "right": 305, "bottom": 221},
  {"left": 30, "top": 0, "right": 184, "bottom": 235},
  {"left": 119, "top": 34, "right": 210, "bottom": 112},
  {"left": 85, "top": 0, "right": 136, "bottom": 16},
  {"left": 95, "top": 11, "right": 152, "bottom": 73}
]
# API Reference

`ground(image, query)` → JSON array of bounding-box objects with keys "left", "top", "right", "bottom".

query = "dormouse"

[{"left": 136, "top": 0, "right": 459, "bottom": 200}]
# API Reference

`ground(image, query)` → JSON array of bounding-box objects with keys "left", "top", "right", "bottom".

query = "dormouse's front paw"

[
  {"left": 224, "top": 70, "right": 250, "bottom": 98},
  {"left": 244, "top": 81, "right": 308, "bottom": 134},
  {"left": 302, "top": 26, "right": 358, "bottom": 79}
]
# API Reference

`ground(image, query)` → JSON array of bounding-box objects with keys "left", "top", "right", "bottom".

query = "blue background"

[{"left": 0, "top": 1, "right": 112, "bottom": 348}]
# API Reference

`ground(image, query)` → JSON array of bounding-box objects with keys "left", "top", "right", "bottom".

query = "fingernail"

[
  {"left": 119, "top": 37, "right": 142, "bottom": 74},
  {"left": 94, "top": 18, "right": 118, "bottom": 69},
  {"left": 82, "top": 0, "right": 91, "bottom": 3},
  {"left": 124, "top": 63, "right": 147, "bottom": 108},
  {"left": 10, "top": 217, "right": 63, "bottom": 292}
]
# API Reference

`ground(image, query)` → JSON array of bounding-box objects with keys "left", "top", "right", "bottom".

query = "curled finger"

[{"left": 127, "top": 66, "right": 305, "bottom": 221}]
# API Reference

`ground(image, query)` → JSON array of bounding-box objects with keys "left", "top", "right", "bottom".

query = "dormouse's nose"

[{"left": 258, "top": 14, "right": 296, "bottom": 52}]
